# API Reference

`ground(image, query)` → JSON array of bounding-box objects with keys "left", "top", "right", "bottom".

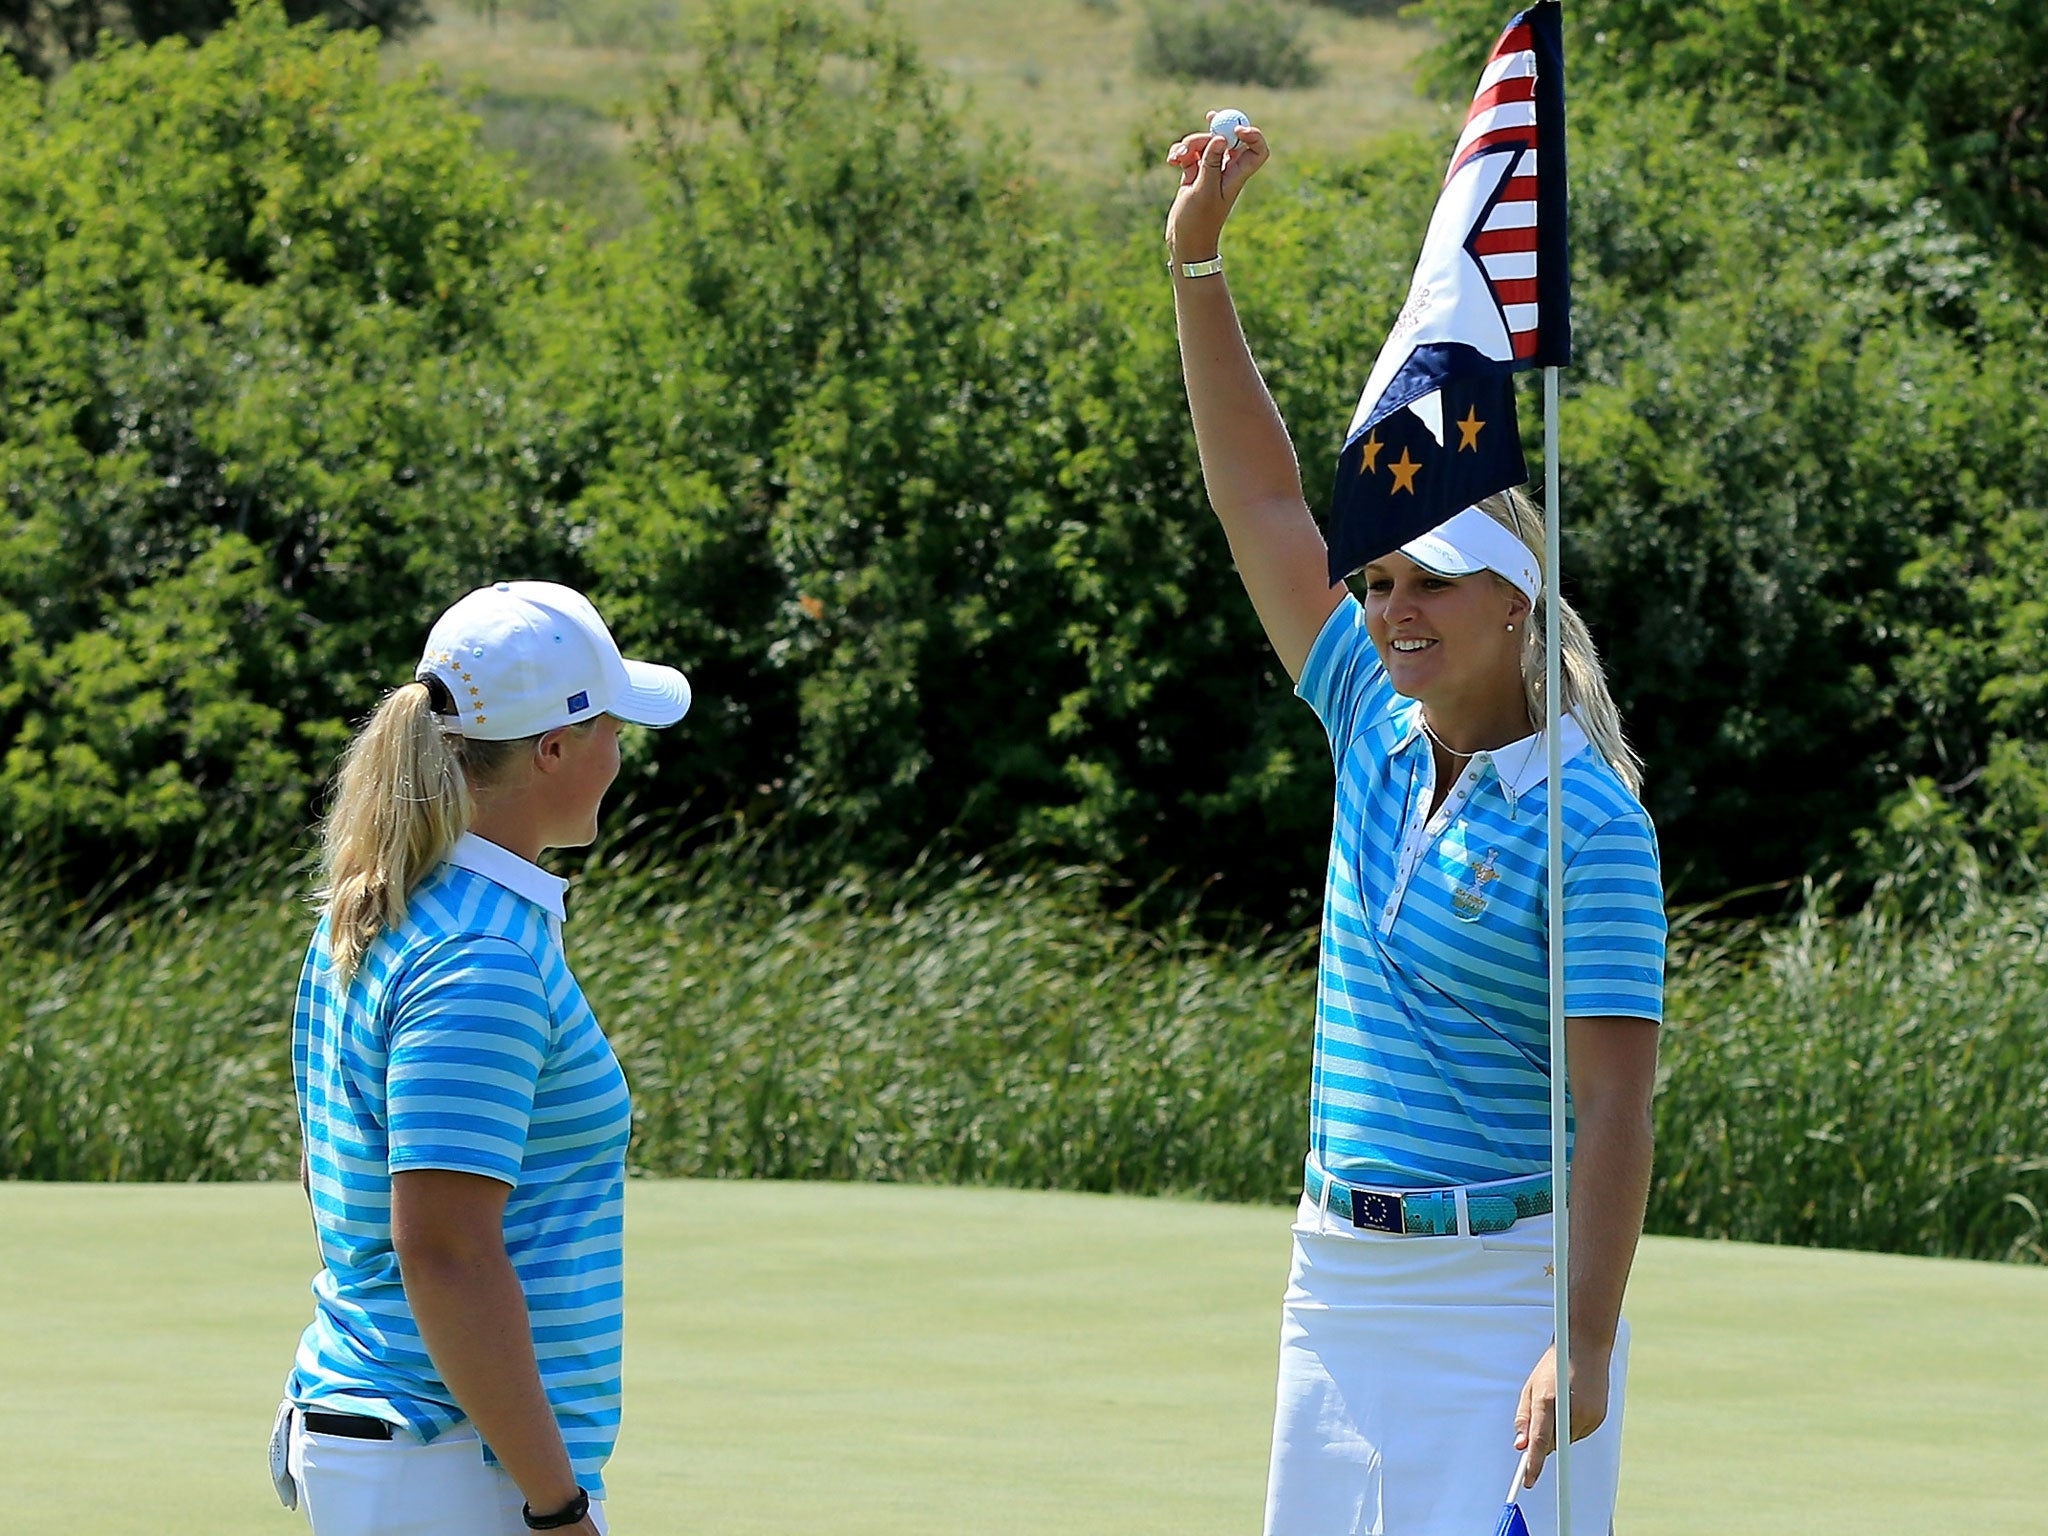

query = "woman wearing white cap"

[
  {"left": 1164, "top": 121, "right": 1665, "bottom": 1535},
  {"left": 273, "top": 581, "right": 692, "bottom": 1536}
]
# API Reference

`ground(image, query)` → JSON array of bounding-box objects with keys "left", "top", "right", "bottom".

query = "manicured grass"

[{"left": 3, "top": 1180, "right": 2042, "bottom": 1533}]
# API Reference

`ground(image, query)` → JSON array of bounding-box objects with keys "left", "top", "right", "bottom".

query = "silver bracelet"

[{"left": 1171, "top": 254, "right": 1225, "bottom": 279}]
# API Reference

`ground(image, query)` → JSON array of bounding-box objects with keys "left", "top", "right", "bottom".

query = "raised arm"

[{"left": 1166, "top": 118, "right": 1346, "bottom": 682}]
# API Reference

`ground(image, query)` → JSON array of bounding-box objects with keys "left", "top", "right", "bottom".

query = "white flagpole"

[{"left": 1543, "top": 361, "right": 1572, "bottom": 1534}]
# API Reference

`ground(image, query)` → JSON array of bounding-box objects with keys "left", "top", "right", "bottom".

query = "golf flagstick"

[
  {"left": 1507, "top": 1449, "right": 1533, "bottom": 1505},
  {"left": 1543, "top": 362, "right": 1571, "bottom": 1535},
  {"left": 1493, "top": 1451, "right": 1535, "bottom": 1536}
]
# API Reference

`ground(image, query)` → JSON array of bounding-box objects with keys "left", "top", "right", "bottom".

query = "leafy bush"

[
  {"left": 1136, "top": 0, "right": 1323, "bottom": 89},
  {"left": 1416, "top": 0, "right": 2048, "bottom": 286},
  {"left": 6, "top": 0, "right": 2048, "bottom": 918},
  {"left": 1553, "top": 101, "right": 2048, "bottom": 891},
  {"left": 1, "top": 0, "right": 426, "bottom": 78},
  {"left": 0, "top": 4, "right": 586, "bottom": 867}
]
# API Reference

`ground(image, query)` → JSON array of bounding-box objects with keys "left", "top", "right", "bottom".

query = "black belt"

[{"left": 301, "top": 1410, "right": 395, "bottom": 1440}]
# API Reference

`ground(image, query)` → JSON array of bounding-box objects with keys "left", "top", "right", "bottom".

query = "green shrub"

[
  {"left": 6, "top": 0, "right": 2048, "bottom": 922},
  {"left": 1135, "top": 0, "right": 1323, "bottom": 88},
  {"left": 0, "top": 4, "right": 588, "bottom": 868},
  {"left": 1418, "top": 0, "right": 2048, "bottom": 281}
]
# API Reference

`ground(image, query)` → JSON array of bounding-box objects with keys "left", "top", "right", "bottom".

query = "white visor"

[{"left": 1398, "top": 507, "right": 1542, "bottom": 606}]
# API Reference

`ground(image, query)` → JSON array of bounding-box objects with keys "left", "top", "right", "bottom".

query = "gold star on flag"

[
  {"left": 1388, "top": 448, "right": 1422, "bottom": 494},
  {"left": 1456, "top": 406, "right": 1485, "bottom": 451},
  {"left": 1358, "top": 431, "right": 1384, "bottom": 474}
]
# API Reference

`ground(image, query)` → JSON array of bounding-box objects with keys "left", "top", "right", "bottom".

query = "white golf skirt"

[{"left": 1263, "top": 1198, "right": 1628, "bottom": 1536}]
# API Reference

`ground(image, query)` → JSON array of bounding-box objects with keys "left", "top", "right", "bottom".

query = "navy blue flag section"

[{"left": 1325, "top": 1, "right": 1569, "bottom": 583}]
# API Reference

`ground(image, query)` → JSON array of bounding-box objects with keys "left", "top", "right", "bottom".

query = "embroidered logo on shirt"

[{"left": 1450, "top": 847, "right": 1502, "bottom": 920}]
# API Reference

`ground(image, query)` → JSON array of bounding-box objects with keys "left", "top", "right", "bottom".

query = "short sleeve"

[
  {"left": 384, "top": 936, "right": 552, "bottom": 1185},
  {"left": 1295, "top": 595, "right": 1397, "bottom": 759},
  {"left": 1562, "top": 811, "right": 1668, "bottom": 1023}
]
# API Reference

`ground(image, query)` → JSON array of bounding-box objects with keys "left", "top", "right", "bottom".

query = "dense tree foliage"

[
  {"left": 1, "top": 0, "right": 421, "bottom": 76},
  {"left": 2, "top": 0, "right": 2044, "bottom": 914},
  {"left": 1418, "top": 0, "right": 2048, "bottom": 893},
  {"left": 0, "top": 6, "right": 577, "bottom": 861},
  {"left": 1422, "top": 0, "right": 2048, "bottom": 281}
]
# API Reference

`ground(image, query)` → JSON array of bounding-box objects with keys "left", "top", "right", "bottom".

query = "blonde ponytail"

[
  {"left": 1479, "top": 488, "right": 1645, "bottom": 798},
  {"left": 319, "top": 680, "right": 521, "bottom": 985}
]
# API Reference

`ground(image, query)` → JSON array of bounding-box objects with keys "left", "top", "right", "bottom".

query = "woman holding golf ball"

[
  {"left": 274, "top": 581, "right": 692, "bottom": 1536},
  {"left": 1164, "top": 114, "right": 1664, "bottom": 1536}
]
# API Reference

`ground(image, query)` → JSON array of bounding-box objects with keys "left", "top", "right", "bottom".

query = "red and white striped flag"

[{"left": 1325, "top": 1, "right": 1570, "bottom": 580}]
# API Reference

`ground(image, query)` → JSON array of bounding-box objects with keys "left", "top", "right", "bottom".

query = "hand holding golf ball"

[
  {"left": 1207, "top": 108, "right": 1250, "bottom": 149},
  {"left": 1164, "top": 109, "right": 1270, "bottom": 266}
]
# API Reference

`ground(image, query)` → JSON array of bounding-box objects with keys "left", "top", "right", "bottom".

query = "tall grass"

[
  {"left": 3, "top": 846, "right": 2043, "bottom": 1263},
  {"left": 578, "top": 855, "right": 1311, "bottom": 1197},
  {"left": 0, "top": 869, "right": 310, "bottom": 1181},
  {"left": 1655, "top": 896, "right": 2048, "bottom": 1263}
]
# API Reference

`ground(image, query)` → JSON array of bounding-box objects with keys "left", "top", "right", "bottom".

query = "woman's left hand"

[
  {"left": 1514, "top": 1339, "right": 1612, "bottom": 1486},
  {"left": 1163, "top": 113, "right": 1270, "bottom": 264}
]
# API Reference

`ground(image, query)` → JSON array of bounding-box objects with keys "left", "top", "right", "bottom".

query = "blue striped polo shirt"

[
  {"left": 1298, "top": 595, "right": 1666, "bottom": 1189},
  {"left": 289, "top": 833, "right": 631, "bottom": 1497}
]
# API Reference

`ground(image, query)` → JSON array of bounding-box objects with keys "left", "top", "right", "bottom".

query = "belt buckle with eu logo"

[{"left": 1350, "top": 1189, "right": 1404, "bottom": 1233}]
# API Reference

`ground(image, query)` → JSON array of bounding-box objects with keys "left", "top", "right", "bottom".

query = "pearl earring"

[{"left": 1507, "top": 623, "right": 1516, "bottom": 633}]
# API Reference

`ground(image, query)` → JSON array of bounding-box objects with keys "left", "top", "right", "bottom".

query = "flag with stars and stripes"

[{"left": 1324, "top": 0, "right": 1569, "bottom": 582}]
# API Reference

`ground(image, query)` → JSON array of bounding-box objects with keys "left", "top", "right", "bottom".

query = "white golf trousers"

[{"left": 287, "top": 1415, "right": 609, "bottom": 1536}]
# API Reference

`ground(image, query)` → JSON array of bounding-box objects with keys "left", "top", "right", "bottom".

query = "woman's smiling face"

[{"left": 1360, "top": 552, "right": 1527, "bottom": 706}]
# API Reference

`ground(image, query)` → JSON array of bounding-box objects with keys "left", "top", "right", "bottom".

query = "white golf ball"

[{"left": 1209, "top": 109, "right": 1250, "bottom": 149}]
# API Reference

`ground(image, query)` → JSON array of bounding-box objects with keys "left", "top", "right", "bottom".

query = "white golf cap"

[
  {"left": 416, "top": 581, "right": 691, "bottom": 741},
  {"left": 1398, "top": 506, "right": 1542, "bottom": 606}
]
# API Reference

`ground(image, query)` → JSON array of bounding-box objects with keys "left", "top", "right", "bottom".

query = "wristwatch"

[{"left": 523, "top": 1487, "right": 589, "bottom": 1530}]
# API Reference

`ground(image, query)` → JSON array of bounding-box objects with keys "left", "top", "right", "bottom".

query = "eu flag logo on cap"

[{"left": 567, "top": 691, "right": 591, "bottom": 714}]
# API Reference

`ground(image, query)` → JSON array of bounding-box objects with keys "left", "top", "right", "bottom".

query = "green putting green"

[{"left": 1, "top": 1180, "right": 2040, "bottom": 1533}]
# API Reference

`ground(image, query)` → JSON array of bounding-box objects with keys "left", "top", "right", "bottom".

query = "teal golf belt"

[{"left": 1304, "top": 1157, "right": 1553, "bottom": 1236}]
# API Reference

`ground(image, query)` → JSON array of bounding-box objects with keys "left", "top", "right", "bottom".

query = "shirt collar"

[
  {"left": 445, "top": 832, "right": 569, "bottom": 921},
  {"left": 1394, "top": 707, "right": 1592, "bottom": 796}
]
